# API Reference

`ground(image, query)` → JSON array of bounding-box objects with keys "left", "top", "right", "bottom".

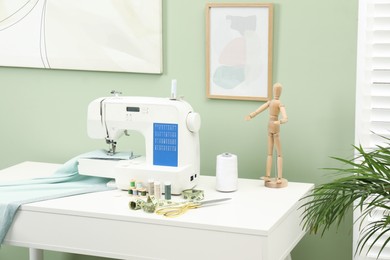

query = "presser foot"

[{"left": 106, "top": 140, "right": 117, "bottom": 155}]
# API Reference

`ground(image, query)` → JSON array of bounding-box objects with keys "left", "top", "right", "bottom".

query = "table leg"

[{"left": 29, "top": 248, "right": 43, "bottom": 260}]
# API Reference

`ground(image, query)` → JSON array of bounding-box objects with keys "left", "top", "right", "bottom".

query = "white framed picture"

[
  {"left": 206, "top": 3, "right": 273, "bottom": 101},
  {"left": 0, "top": 0, "right": 163, "bottom": 74}
]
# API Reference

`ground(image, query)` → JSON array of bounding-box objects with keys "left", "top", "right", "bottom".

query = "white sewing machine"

[{"left": 78, "top": 93, "right": 201, "bottom": 195}]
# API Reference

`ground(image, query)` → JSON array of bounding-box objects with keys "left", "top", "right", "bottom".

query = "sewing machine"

[{"left": 78, "top": 94, "right": 201, "bottom": 195}]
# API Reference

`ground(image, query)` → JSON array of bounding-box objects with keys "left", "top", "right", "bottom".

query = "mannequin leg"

[
  {"left": 265, "top": 134, "right": 274, "bottom": 182},
  {"left": 277, "top": 157, "right": 283, "bottom": 183},
  {"left": 265, "top": 155, "right": 272, "bottom": 182},
  {"left": 274, "top": 134, "right": 283, "bottom": 183}
]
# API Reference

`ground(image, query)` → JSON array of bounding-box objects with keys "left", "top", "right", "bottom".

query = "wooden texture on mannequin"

[
  {"left": 245, "top": 83, "right": 288, "bottom": 188},
  {"left": 262, "top": 177, "right": 288, "bottom": 188}
]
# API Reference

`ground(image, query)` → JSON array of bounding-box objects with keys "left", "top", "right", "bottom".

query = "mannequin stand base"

[{"left": 261, "top": 177, "right": 288, "bottom": 188}]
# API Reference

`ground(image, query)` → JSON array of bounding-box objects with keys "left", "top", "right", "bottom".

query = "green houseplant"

[{"left": 300, "top": 136, "right": 390, "bottom": 258}]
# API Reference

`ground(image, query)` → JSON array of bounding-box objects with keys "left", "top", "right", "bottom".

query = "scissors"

[{"left": 155, "top": 198, "right": 231, "bottom": 217}]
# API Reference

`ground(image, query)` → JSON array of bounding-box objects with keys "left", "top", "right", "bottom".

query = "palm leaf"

[{"left": 300, "top": 135, "right": 390, "bottom": 258}]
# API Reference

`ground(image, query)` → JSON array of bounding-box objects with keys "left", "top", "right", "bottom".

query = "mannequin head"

[{"left": 273, "top": 83, "right": 282, "bottom": 99}]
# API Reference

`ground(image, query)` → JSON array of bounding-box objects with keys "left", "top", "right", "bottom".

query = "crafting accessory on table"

[
  {"left": 155, "top": 198, "right": 231, "bottom": 218},
  {"left": 128, "top": 195, "right": 178, "bottom": 213},
  {"left": 129, "top": 199, "right": 145, "bottom": 210},
  {"left": 0, "top": 150, "right": 122, "bottom": 245},
  {"left": 148, "top": 179, "right": 154, "bottom": 195},
  {"left": 139, "top": 188, "right": 147, "bottom": 196},
  {"left": 130, "top": 179, "right": 136, "bottom": 189},
  {"left": 142, "top": 196, "right": 157, "bottom": 213},
  {"left": 154, "top": 181, "right": 161, "bottom": 199},
  {"left": 182, "top": 189, "right": 204, "bottom": 201},
  {"left": 127, "top": 179, "right": 151, "bottom": 197},
  {"left": 216, "top": 152, "right": 238, "bottom": 192},
  {"left": 164, "top": 181, "right": 171, "bottom": 200}
]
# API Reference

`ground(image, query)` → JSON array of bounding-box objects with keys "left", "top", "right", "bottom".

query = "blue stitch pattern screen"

[{"left": 153, "top": 123, "right": 178, "bottom": 167}]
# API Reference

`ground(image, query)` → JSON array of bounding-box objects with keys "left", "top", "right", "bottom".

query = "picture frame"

[
  {"left": 206, "top": 3, "right": 273, "bottom": 101},
  {"left": 0, "top": 0, "right": 163, "bottom": 74}
]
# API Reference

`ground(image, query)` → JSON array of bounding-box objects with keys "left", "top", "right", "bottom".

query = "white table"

[{"left": 1, "top": 162, "right": 313, "bottom": 260}]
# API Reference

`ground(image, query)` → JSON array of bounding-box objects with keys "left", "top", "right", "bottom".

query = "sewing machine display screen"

[
  {"left": 153, "top": 123, "right": 178, "bottom": 167},
  {"left": 126, "top": 107, "right": 140, "bottom": 112}
]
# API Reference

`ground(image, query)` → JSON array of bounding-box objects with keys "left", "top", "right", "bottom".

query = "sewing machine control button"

[
  {"left": 140, "top": 107, "right": 149, "bottom": 114},
  {"left": 186, "top": 112, "right": 201, "bottom": 133}
]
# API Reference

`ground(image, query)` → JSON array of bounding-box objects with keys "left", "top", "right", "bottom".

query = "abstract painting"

[
  {"left": 206, "top": 3, "right": 273, "bottom": 101},
  {"left": 0, "top": 0, "right": 162, "bottom": 73}
]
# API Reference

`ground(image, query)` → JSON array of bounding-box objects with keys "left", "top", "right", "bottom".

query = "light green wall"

[{"left": 0, "top": 0, "right": 357, "bottom": 259}]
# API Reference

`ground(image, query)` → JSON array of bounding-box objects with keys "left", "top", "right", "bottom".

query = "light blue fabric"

[{"left": 0, "top": 150, "right": 131, "bottom": 245}]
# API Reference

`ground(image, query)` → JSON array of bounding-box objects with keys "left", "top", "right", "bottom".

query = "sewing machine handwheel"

[{"left": 186, "top": 112, "right": 201, "bottom": 133}]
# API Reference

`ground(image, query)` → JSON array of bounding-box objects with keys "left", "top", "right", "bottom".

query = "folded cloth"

[{"left": 0, "top": 150, "right": 132, "bottom": 245}]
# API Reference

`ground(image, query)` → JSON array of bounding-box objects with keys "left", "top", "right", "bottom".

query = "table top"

[{"left": 1, "top": 161, "right": 314, "bottom": 237}]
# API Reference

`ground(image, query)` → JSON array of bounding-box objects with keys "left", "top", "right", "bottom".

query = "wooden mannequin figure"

[{"left": 245, "top": 83, "right": 288, "bottom": 188}]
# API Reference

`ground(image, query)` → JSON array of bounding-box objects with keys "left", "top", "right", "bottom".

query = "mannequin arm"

[
  {"left": 245, "top": 101, "right": 270, "bottom": 121},
  {"left": 280, "top": 105, "right": 288, "bottom": 124},
  {"left": 274, "top": 105, "right": 288, "bottom": 125}
]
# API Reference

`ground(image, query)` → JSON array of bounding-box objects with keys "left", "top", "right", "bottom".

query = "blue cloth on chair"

[{"left": 0, "top": 150, "right": 130, "bottom": 245}]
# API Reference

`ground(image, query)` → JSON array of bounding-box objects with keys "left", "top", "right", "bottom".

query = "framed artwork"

[
  {"left": 0, "top": 0, "right": 163, "bottom": 74},
  {"left": 206, "top": 3, "right": 273, "bottom": 101}
]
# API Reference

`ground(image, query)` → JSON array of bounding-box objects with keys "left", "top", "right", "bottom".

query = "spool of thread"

[
  {"left": 171, "top": 79, "right": 177, "bottom": 100},
  {"left": 216, "top": 153, "right": 238, "bottom": 192},
  {"left": 139, "top": 189, "right": 147, "bottom": 196},
  {"left": 148, "top": 179, "right": 155, "bottom": 196},
  {"left": 130, "top": 179, "right": 136, "bottom": 189},
  {"left": 154, "top": 181, "right": 161, "bottom": 199},
  {"left": 164, "top": 182, "right": 171, "bottom": 200},
  {"left": 136, "top": 181, "right": 143, "bottom": 190}
]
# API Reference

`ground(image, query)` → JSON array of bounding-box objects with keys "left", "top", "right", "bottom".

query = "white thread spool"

[
  {"left": 170, "top": 79, "right": 177, "bottom": 100},
  {"left": 216, "top": 153, "right": 238, "bottom": 192},
  {"left": 154, "top": 181, "right": 161, "bottom": 199}
]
